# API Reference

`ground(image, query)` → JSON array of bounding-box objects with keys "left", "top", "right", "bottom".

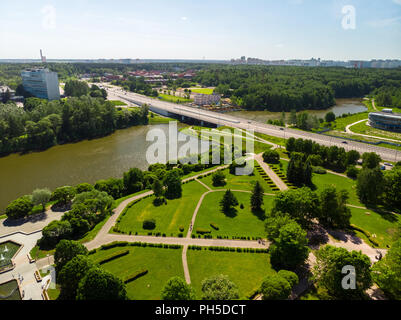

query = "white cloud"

[
  {"left": 181, "top": 17, "right": 188, "bottom": 21},
  {"left": 393, "top": 0, "right": 401, "bottom": 5},
  {"left": 275, "top": 43, "right": 284, "bottom": 48}
]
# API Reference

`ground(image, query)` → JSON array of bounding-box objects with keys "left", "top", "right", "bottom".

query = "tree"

[
  {"left": 220, "top": 190, "right": 239, "bottom": 214},
  {"left": 313, "top": 245, "right": 372, "bottom": 299},
  {"left": 269, "top": 221, "right": 309, "bottom": 270},
  {"left": 346, "top": 165, "right": 359, "bottom": 179},
  {"left": 123, "top": 168, "right": 144, "bottom": 194},
  {"left": 76, "top": 267, "right": 127, "bottom": 300},
  {"left": 54, "top": 240, "right": 88, "bottom": 275},
  {"left": 277, "top": 270, "right": 299, "bottom": 288},
  {"left": 260, "top": 274, "right": 292, "bottom": 300},
  {"left": 287, "top": 152, "right": 312, "bottom": 187},
  {"left": 250, "top": 181, "right": 264, "bottom": 212},
  {"left": 75, "top": 183, "right": 94, "bottom": 194},
  {"left": 286, "top": 137, "right": 296, "bottom": 153},
  {"left": 201, "top": 275, "right": 239, "bottom": 300},
  {"left": 265, "top": 213, "right": 295, "bottom": 241},
  {"left": 51, "top": 186, "right": 76, "bottom": 206},
  {"left": 371, "top": 239, "right": 401, "bottom": 299},
  {"left": 152, "top": 179, "right": 164, "bottom": 198},
  {"left": 94, "top": 178, "right": 124, "bottom": 199},
  {"left": 212, "top": 171, "right": 226, "bottom": 187},
  {"left": 39, "top": 220, "right": 73, "bottom": 248},
  {"left": 345, "top": 150, "right": 360, "bottom": 167},
  {"left": 161, "top": 277, "right": 195, "bottom": 300},
  {"left": 382, "top": 167, "right": 401, "bottom": 212},
  {"left": 262, "top": 150, "right": 280, "bottom": 164},
  {"left": 32, "top": 188, "right": 52, "bottom": 211},
  {"left": 164, "top": 170, "right": 182, "bottom": 199},
  {"left": 5, "top": 195, "right": 33, "bottom": 220},
  {"left": 325, "top": 112, "right": 336, "bottom": 123},
  {"left": 318, "top": 186, "right": 351, "bottom": 229},
  {"left": 362, "top": 152, "right": 382, "bottom": 169},
  {"left": 58, "top": 255, "right": 96, "bottom": 300},
  {"left": 356, "top": 167, "right": 384, "bottom": 205},
  {"left": 272, "top": 187, "right": 320, "bottom": 229},
  {"left": 64, "top": 80, "right": 90, "bottom": 97}
]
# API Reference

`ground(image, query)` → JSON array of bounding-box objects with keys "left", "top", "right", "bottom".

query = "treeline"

[
  {"left": 112, "top": 76, "right": 158, "bottom": 97},
  {"left": 195, "top": 66, "right": 401, "bottom": 111},
  {"left": 373, "top": 84, "right": 401, "bottom": 109},
  {"left": 0, "top": 97, "right": 149, "bottom": 156}
]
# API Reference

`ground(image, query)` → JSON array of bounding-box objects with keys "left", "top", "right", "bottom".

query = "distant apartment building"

[
  {"left": 194, "top": 93, "right": 221, "bottom": 106},
  {"left": 21, "top": 68, "right": 60, "bottom": 100}
]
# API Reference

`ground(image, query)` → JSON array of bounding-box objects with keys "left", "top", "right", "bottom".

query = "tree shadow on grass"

[
  {"left": 222, "top": 207, "right": 238, "bottom": 218},
  {"left": 369, "top": 206, "right": 399, "bottom": 223},
  {"left": 251, "top": 208, "right": 266, "bottom": 221}
]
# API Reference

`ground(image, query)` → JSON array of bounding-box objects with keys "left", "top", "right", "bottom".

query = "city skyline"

[{"left": 1, "top": 0, "right": 401, "bottom": 61}]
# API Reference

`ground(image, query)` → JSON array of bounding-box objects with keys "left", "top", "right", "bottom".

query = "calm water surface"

[{"left": 0, "top": 124, "right": 191, "bottom": 212}]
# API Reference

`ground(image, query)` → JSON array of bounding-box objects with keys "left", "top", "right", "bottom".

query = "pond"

[
  {"left": 0, "top": 280, "right": 21, "bottom": 300},
  {"left": 0, "top": 241, "right": 21, "bottom": 270}
]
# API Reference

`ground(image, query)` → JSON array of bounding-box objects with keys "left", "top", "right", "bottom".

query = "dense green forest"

[
  {"left": 0, "top": 97, "right": 149, "bottom": 156},
  {"left": 373, "top": 84, "right": 401, "bottom": 109},
  {"left": 194, "top": 66, "right": 401, "bottom": 111}
]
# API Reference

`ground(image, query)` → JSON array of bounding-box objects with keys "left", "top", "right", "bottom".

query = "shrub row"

[
  {"left": 350, "top": 224, "right": 379, "bottom": 247},
  {"left": 196, "top": 228, "right": 212, "bottom": 235},
  {"left": 100, "top": 241, "right": 182, "bottom": 250},
  {"left": 187, "top": 246, "right": 268, "bottom": 254},
  {"left": 123, "top": 269, "right": 148, "bottom": 284},
  {"left": 210, "top": 223, "right": 219, "bottom": 231},
  {"left": 98, "top": 249, "right": 130, "bottom": 265}
]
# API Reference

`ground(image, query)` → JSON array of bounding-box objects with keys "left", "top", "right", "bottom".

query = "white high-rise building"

[{"left": 21, "top": 68, "right": 60, "bottom": 100}]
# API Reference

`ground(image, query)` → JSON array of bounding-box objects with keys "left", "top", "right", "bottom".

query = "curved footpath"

[{"left": 2, "top": 149, "right": 390, "bottom": 299}]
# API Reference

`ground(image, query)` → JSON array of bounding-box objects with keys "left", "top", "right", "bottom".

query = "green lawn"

[
  {"left": 158, "top": 94, "right": 193, "bottom": 103},
  {"left": 190, "top": 88, "right": 214, "bottom": 95},
  {"left": 89, "top": 246, "right": 184, "bottom": 300},
  {"left": 312, "top": 172, "right": 362, "bottom": 207},
  {"left": 115, "top": 180, "right": 207, "bottom": 236},
  {"left": 187, "top": 249, "right": 275, "bottom": 299},
  {"left": 199, "top": 165, "right": 275, "bottom": 193},
  {"left": 349, "top": 120, "right": 401, "bottom": 142},
  {"left": 350, "top": 207, "right": 400, "bottom": 248},
  {"left": 108, "top": 100, "right": 127, "bottom": 107},
  {"left": 192, "top": 191, "right": 275, "bottom": 239}
]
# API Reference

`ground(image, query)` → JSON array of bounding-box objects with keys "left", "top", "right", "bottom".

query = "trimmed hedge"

[
  {"left": 350, "top": 224, "right": 379, "bottom": 247},
  {"left": 196, "top": 228, "right": 212, "bottom": 235},
  {"left": 210, "top": 223, "right": 219, "bottom": 231},
  {"left": 98, "top": 249, "right": 130, "bottom": 264},
  {"left": 123, "top": 269, "right": 148, "bottom": 284}
]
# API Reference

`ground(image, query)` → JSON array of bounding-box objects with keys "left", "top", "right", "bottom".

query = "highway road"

[{"left": 102, "top": 84, "right": 401, "bottom": 163}]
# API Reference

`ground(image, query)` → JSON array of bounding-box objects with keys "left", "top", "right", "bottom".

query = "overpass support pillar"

[
  {"left": 201, "top": 120, "right": 204, "bottom": 126},
  {"left": 182, "top": 115, "right": 185, "bottom": 122}
]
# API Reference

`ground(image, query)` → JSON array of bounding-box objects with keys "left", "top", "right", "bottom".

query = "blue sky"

[{"left": 1, "top": 0, "right": 400, "bottom": 60}]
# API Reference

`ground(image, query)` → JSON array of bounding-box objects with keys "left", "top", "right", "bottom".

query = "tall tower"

[{"left": 40, "top": 49, "right": 47, "bottom": 63}]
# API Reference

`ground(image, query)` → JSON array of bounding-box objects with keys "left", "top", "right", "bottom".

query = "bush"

[
  {"left": 312, "top": 166, "right": 327, "bottom": 174},
  {"left": 196, "top": 228, "right": 212, "bottom": 235},
  {"left": 5, "top": 195, "right": 34, "bottom": 220},
  {"left": 260, "top": 274, "right": 291, "bottom": 300},
  {"left": 143, "top": 219, "right": 156, "bottom": 230},
  {"left": 277, "top": 270, "right": 299, "bottom": 288},
  {"left": 98, "top": 250, "right": 130, "bottom": 265},
  {"left": 263, "top": 150, "right": 280, "bottom": 164},
  {"left": 179, "top": 226, "right": 185, "bottom": 232},
  {"left": 123, "top": 269, "right": 148, "bottom": 284},
  {"left": 346, "top": 165, "right": 359, "bottom": 179},
  {"left": 210, "top": 223, "right": 219, "bottom": 231}
]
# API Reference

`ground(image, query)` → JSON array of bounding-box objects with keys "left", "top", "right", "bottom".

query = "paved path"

[
  {"left": 0, "top": 210, "right": 64, "bottom": 238},
  {"left": 255, "top": 154, "right": 288, "bottom": 191}
]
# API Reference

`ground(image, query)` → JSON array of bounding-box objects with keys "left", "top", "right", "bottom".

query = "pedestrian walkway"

[{"left": 255, "top": 154, "right": 288, "bottom": 191}]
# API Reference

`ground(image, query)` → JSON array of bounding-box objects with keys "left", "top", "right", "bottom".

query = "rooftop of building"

[{"left": 370, "top": 110, "right": 401, "bottom": 120}]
